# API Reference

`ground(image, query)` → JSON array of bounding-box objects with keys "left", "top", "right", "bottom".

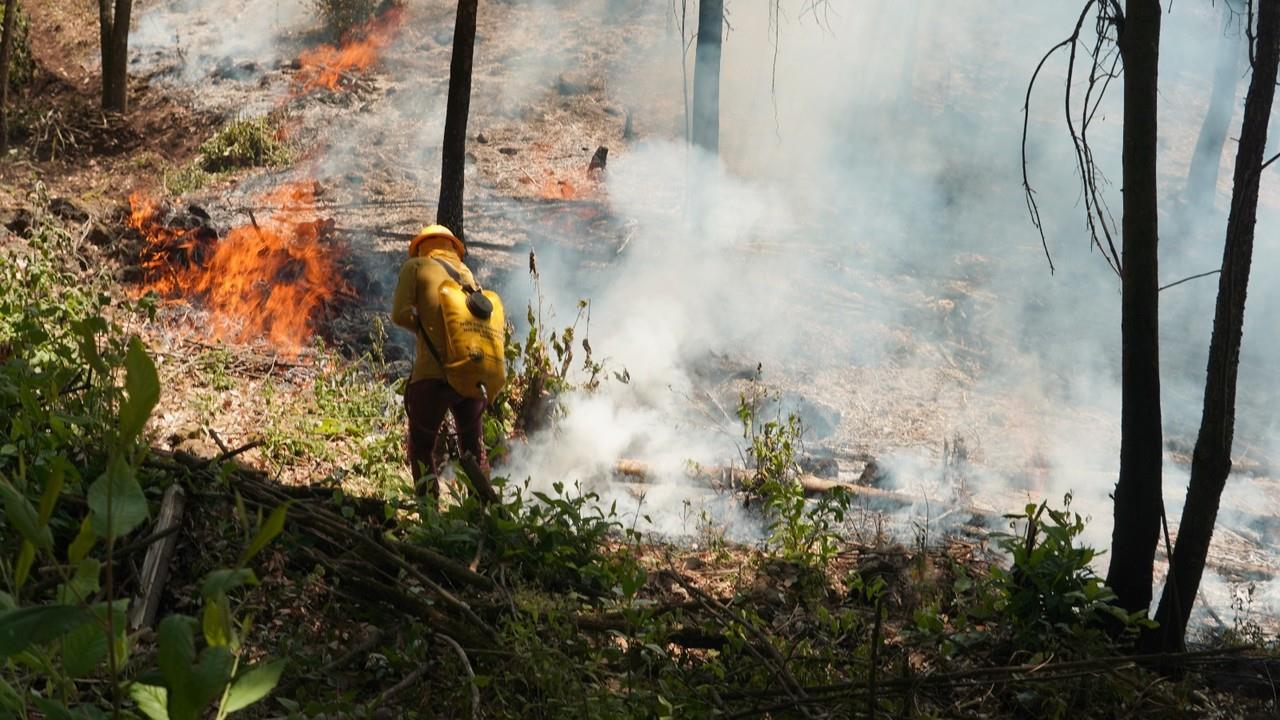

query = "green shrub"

[
  {"left": 0, "top": 198, "right": 286, "bottom": 718},
  {"left": 736, "top": 384, "right": 852, "bottom": 567},
  {"left": 990, "top": 495, "right": 1148, "bottom": 655},
  {"left": 163, "top": 162, "right": 214, "bottom": 195},
  {"left": 197, "top": 116, "right": 290, "bottom": 173}
]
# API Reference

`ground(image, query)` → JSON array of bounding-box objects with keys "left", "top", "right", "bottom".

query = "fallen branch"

[
  {"left": 438, "top": 633, "right": 480, "bottom": 720},
  {"left": 129, "top": 485, "right": 186, "bottom": 630}
]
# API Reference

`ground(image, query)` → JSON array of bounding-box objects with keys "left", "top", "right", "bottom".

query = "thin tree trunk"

[
  {"left": 1104, "top": 0, "right": 1164, "bottom": 617},
  {"left": 98, "top": 0, "right": 132, "bottom": 112},
  {"left": 1184, "top": 3, "right": 1244, "bottom": 208},
  {"left": 690, "top": 0, "right": 722, "bottom": 155},
  {"left": 1153, "top": 0, "right": 1280, "bottom": 652},
  {"left": 0, "top": 0, "right": 18, "bottom": 154},
  {"left": 436, "top": 0, "right": 479, "bottom": 241}
]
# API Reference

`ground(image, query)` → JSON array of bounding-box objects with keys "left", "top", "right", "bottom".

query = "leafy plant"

[
  {"left": 990, "top": 494, "right": 1147, "bottom": 656},
  {"left": 0, "top": 201, "right": 286, "bottom": 717},
  {"left": 163, "top": 163, "right": 214, "bottom": 196},
  {"left": 736, "top": 384, "right": 852, "bottom": 567},
  {"left": 412, "top": 475, "right": 644, "bottom": 598},
  {"left": 197, "top": 116, "right": 291, "bottom": 173},
  {"left": 498, "top": 254, "right": 626, "bottom": 438}
]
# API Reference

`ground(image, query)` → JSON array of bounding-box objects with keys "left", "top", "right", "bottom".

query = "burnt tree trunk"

[
  {"left": 436, "top": 0, "right": 479, "bottom": 241},
  {"left": 98, "top": 0, "right": 132, "bottom": 112},
  {"left": 0, "top": 0, "right": 17, "bottom": 153},
  {"left": 690, "top": 0, "right": 723, "bottom": 155},
  {"left": 1184, "top": 2, "right": 1244, "bottom": 208},
  {"left": 1153, "top": 0, "right": 1280, "bottom": 652},
  {"left": 1104, "top": 0, "right": 1164, "bottom": 617}
]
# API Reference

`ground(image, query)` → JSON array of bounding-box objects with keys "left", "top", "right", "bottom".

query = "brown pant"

[{"left": 404, "top": 378, "right": 489, "bottom": 500}]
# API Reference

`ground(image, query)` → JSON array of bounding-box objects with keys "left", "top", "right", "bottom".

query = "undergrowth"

[
  {"left": 0, "top": 194, "right": 288, "bottom": 718},
  {"left": 1, "top": 205, "right": 1273, "bottom": 719}
]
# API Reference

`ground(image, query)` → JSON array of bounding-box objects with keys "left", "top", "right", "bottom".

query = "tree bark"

[
  {"left": 1153, "top": 0, "right": 1280, "bottom": 652},
  {"left": 0, "top": 0, "right": 18, "bottom": 154},
  {"left": 98, "top": 0, "right": 132, "bottom": 112},
  {"left": 436, "top": 0, "right": 479, "bottom": 241},
  {"left": 1184, "top": 2, "right": 1244, "bottom": 208},
  {"left": 1104, "top": 0, "right": 1164, "bottom": 617},
  {"left": 690, "top": 0, "right": 723, "bottom": 155}
]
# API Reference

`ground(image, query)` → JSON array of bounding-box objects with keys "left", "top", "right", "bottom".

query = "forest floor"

[{"left": 4, "top": 0, "right": 1280, "bottom": 718}]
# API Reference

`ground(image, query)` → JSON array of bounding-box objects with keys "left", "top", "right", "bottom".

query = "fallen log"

[
  {"left": 611, "top": 459, "right": 1002, "bottom": 522},
  {"left": 129, "top": 485, "right": 186, "bottom": 630}
]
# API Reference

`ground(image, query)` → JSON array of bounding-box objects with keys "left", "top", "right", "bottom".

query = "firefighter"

[{"left": 390, "top": 224, "right": 490, "bottom": 504}]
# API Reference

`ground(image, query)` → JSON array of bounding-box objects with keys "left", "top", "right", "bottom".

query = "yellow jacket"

[{"left": 391, "top": 239, "right": 480, "bottom": 383}]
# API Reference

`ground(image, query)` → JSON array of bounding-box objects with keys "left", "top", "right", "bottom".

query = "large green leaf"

[
  {"left": 201, "top": 597, "right": 232, "bottom": 649},
  {"left": 157, "top": 616, "right": 232, "bottom": 720},
  {"left": 119, "top": 337, "right": 160, "bottom": 447},
  {"left": 240, "top": 504, "right": 288, "bottom": 565},
  {"left": 0, "top": 605, "right": 92, "bottom": 657},
  {"left": 200, "top": 569, "right": 257, "bottom": 600},
  {"left": 222, "top": 660, "right": 285, "bottom": 714},
  {"left": 184, "top": 646, "right": 233, "bottom": 720},
  {"left": 61, "top": 620, "right": 107, "bottom": 679},
  {"left": 73, "top": 319, "right": 110, "bottom": 378},
  {"left": 67, "top": 515, "right": 96, "bottom": 564},
  {"left": 129, "top": 683, "right": 169, "bottom": 720},
  {"left": 0, "top": 479, "right": 52, "bottom": 548},
  {"left": 56, "top": 559, "right": 101, "bottom": 605},
  {"left": 61, "top": 599, "right": 125, "bottom": 679},
  {"left": 87, "top": 455, "right": 149, "bottom": 540}
]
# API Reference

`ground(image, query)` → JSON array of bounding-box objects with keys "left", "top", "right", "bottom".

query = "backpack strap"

[
  {"left": 413, "top": 312, "right": 449, "bottom": 379},
  {"left": 433, "top": 256, "right": 481, "bottom": 293}
]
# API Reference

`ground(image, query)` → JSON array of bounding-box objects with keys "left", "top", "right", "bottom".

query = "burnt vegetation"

[{"left": 2, "top": 0, "right": 1280, "bottom": 719}]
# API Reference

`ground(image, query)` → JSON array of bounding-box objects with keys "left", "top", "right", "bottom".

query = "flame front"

[
  {"left": 128, "top": 183, "right": 353, "bottom": 352},
  {"left": 293, "top": 6, "right": 405, "bottom": 94}
]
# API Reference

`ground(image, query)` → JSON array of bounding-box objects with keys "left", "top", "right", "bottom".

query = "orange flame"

[
  {"left": 128, "top": 183, "right": 353, "bottom": 352},
  {"left": 293, "top": 6, "right": 405, "bottom": 94}
]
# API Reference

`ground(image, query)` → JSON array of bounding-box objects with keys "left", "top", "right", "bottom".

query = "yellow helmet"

[{"left": 409, "top": 224, "right": 465, "bottom": 258}]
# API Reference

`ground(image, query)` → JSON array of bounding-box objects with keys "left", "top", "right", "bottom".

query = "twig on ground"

[{"left": 438, "top": 633, "right": 480, "bottom": 720}]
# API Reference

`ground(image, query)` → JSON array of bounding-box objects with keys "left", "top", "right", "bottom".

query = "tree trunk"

[
  {"left": 436, "top": 0, "right": 479, "bottom": 241},
  {"left": 98, "top": 0, "right": 132, "bottom": 112},
  {"left": 1153, "top": 0, "right": 1280, "bottom": 652},
  {"left": 1104, "top": 0, "right": 1164, "bottom": 617},
  {"left": 690, "top": 0, "right": 723, "bottom": 155},
  {"left": 1184, "top": 3, "right": 1244, "bottom": 208},
  {"left": 0, "top": 0, "right": 18, "bottom": 154}
]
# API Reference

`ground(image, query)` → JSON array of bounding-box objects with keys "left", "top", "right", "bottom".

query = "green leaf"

[
  {"left": 62, "top": 618, "right": 108, "bottom": 679},
  {"left": 0, "top": 605, "right": 93, "bottom": 657},
  {"left": 87, "top": 455, "right": 149, "bottom": 540},
  {"left": 130, "top": 683, "right": 170, "bottom": 720},
  {"left": 222, "top": 660, "right": 285, "bottom": 713},
  {"left": 34, "top": 698, "right": 77, "bottom": 720},
  {"left": 14, "top": 542, "right": 35, "bottom": 590},
  {"left": 189, "top": 646, "right": 234, "bottom": 716},
  {"left": 68, "top": 515, "right": 96, "bottom": 564},
  {"left": 73, "top": 319, "right": 110, "bottom": 376},
  {"left": 0, "top": 479, "right": 52, "bottom": 548},
  {"left": 201, "top": 597, "right": 231, "bottom": 649},
  {"left": 200, "top": 569, "right": 258, "bottom": 600},
  {"left": 120, "top": 337, "right": 161, "bottom": 447},
  {"left": 0, "top": 674, "right": 22, "bottom": 714},
  {"left": 240, "top": 504, "right": 287, "bottom": 565},
  {"left": 56, "top": 559, "right": 102, "bottom": 605},
  {"left": 158, "top": 616, "right": 232, "bottom": 720}
]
